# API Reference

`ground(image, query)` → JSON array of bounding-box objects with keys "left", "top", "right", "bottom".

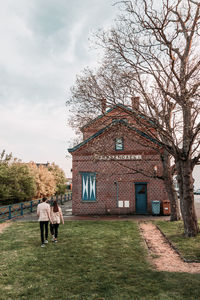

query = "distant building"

[
  {"left": 68, "top": 102, "right": 169, "bottom": 215},
  {"left": 66, "top": 178, "right": 72, "bottom": 190},
  {"left": 36, "top": 162, "right": 50, "bottom": 168}
]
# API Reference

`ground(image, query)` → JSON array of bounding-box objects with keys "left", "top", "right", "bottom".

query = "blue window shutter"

[
  {"left": 90, "top": 174, "right": 96, "bottom": 201},
  {"left": 82, "top": 173, "right": 89, "bottom": 200},
  {"left": 82, "top": 173, "right": 96, "bottom": 201}
]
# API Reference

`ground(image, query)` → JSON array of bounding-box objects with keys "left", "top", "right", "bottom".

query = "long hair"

[{"left": 53, "top": 200, "right": 59, "bottom": 212}]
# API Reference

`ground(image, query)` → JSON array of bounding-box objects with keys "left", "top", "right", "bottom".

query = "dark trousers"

[
  {"left": 50, "top": 223, "right": 59, "bottom": 238},
  {"left": 40, "top": 221, "right": 49, "bottom": 244}
]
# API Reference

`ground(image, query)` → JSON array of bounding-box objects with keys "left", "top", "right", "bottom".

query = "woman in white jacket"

[{"left": 50, "top": 200, "right": 64, "bottom": 243}]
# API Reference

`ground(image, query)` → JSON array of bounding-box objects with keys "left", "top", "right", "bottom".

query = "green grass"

[
  {"left": 1, "top": 221, "right": 200, "bottom": 299},
  {"left": 156, "top": 220, "right": 200, "bottom": 261}
]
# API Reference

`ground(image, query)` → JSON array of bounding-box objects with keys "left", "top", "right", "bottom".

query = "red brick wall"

[
  {"left": 71, "top": 123, "right": 168, "bottom": 215},
  {"left": 82, "top": 107, "right": 138, "bottom": 140}
]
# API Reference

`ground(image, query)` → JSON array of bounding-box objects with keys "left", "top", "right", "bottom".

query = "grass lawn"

[
  {"left": 1, "top": 221, "right": 200, "bottom": 300},
  {"left": 156, "top": 220, "right": 200, "bottom": 261}
]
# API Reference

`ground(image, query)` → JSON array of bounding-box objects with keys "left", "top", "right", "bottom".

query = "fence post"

[
  {"left": 21, "top": 203, "right": 23, "bottom": 216},
  {"left": 30, "top": 201, "right": 33, "bottom": 213},
  {"left": 9, "top": 205, "right": 12, "bottom": 219}
]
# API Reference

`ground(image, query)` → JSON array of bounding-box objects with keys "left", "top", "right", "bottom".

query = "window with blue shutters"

[{"left": 81, "top": 172, "right": 96, "bottom": 201}]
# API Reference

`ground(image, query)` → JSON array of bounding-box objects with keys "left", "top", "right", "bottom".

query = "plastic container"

[{"left": 152, "top": 200, "right": 160, "bottom": 215}]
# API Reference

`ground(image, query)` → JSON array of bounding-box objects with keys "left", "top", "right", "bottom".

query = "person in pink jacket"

[
  {"left": 37, "top": 197, "right": 52, "bottom": 247},
  {"left": 50, "top": 200, "right": 64, "bottom": 243}
]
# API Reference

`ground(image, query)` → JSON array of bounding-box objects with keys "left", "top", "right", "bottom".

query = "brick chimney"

[
  {"left": 131, "top": 96, "right": 140, "bottom": 111},
  {"left": 101, "top": 99, "right": 106, "bottom": 114}
]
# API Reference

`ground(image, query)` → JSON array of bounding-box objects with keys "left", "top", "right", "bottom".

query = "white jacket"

[
  {"left": 50, "top": 206, "right": 64, "bottom": 224},
  {"left": 37, "top": 202, "right": 51, "bottom": 222}
]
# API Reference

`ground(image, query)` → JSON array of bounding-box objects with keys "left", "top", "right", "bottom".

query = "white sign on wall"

[
  {"left": 118, "top": 201, "right": 123, "bottom": 208},
  {"left": 124, "top": 201, "right": 130, "bottom": 208},
  {"left": 118, "top": 201, "right": 130, "bottom": 208}
]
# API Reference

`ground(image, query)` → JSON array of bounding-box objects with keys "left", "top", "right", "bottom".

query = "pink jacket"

[
  {"left": 37, "top": 202, "right": 51, "bottom": 222},
  {"left": 50, "top": 206, "right": 64, "bottom": 224}
]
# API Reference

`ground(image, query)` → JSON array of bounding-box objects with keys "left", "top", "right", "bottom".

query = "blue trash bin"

[{"left": 152, "top": 200, "right": 160, "bottom": 215}]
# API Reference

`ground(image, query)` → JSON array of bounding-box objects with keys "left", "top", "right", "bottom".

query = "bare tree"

[
  {"left": 92, "top": 0, "right": 200, "bottom": 236},
  {"left": 67, "top": 62, "right": 136, "bottom": 126},
  {"left": 68, "top": 0, "right": 200, "bottom": 235}
]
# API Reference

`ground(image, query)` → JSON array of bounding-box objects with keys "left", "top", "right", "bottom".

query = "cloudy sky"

[
  {"left": 0, "top": 0, "right": 118, "bottom": 177},
  {"left": 1, "top": 0, "right": 200, "bottom": 188}
]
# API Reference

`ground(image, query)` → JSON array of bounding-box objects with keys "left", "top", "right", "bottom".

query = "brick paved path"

[{"left": 12, "top": 199, "right": 171, "bottom": 222}]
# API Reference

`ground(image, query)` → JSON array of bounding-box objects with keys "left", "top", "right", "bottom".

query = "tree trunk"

[
  {"left": 176, "top": 159, "right": 199, "bottom": 237},
  {"left": 161, "top": 152, "right": 181, "bottom": 221}
]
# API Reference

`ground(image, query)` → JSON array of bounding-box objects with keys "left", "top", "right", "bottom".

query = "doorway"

[{"left": 135, "top": 183, "right": 147, "bottom": 214}]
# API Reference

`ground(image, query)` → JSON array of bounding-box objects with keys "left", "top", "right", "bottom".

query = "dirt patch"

[
  {"left": 139, "top": 222, "right": 200, "bottom": 273},
  {"left": 0, "top": 221, "right": 11, "bottom": 234}
]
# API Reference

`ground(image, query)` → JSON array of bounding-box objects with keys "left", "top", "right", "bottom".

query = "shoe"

[
  {"left": 51, "top": 236, "right": 55, "bottom": 242},
  {"left": 54, "top": 240, "right": 58, "bottom": 243},
  {"left": 41, "top": 244, "right": 45, "bottom": 248},
  {"left": 44, "top": 240, "right": 48, "bottom": 244}
]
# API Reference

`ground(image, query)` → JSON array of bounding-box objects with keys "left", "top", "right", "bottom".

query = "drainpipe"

[{"left": 114, "top": 182, "right": 119, "bottom": 207}]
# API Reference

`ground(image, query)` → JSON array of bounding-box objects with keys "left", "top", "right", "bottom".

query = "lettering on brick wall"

[{"left": 95, "top": 154, "right": 142, "bottom": 160}]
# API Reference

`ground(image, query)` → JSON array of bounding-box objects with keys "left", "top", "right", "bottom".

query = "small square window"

[{"left": 115, "top": 137, "right": 124, "bottom": 150}]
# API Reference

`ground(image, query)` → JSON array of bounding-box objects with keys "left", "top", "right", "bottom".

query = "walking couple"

[{"left": 37, "top": 197, "right": 64, "bottom": 247}]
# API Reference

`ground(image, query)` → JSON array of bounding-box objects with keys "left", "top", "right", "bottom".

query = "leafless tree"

[
  {"left": 67, "top": 62, "right": 136, "bottom": 126},
  {"left": 68, "top": 0, "right": 200, "bottom": 235},
  {"left": 92, "top": 0, "right": 200, "bottom": 236}
]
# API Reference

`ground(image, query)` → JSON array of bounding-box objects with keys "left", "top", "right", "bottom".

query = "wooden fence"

[{"left": 0, "top": 192, "right": 72, "bottom": 222}]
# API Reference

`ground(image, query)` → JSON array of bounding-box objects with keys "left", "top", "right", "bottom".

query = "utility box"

[
  {"left": 152, "top": 200, "right": 160, "bottom": 215},
  {"left": 163, "top": 200, "right": 171, "bottom": 215}
]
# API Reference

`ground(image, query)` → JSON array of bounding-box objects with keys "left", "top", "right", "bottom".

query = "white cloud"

[
  {"left": 1, "top": 0, "right": 200, "bottom": 186},
  {"left": 0, "top": 101, "right": 74, "bottom": 176},
  {"left": 0, "top": 0, "right": 117, "bottom": 176}
]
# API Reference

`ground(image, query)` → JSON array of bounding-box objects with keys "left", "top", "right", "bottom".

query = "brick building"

[{"left": 68, "top": 103, "right": 169, "bottom": 215}]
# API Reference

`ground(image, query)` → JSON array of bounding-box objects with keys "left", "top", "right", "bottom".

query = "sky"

[
  {"left": 0, "top": 0, "right": 118, "bottom": 177},
  {"left": 1, "top": 0, "right": 200, "bottom": 188}
]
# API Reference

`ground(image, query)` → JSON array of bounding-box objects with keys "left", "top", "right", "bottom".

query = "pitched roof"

[
  {"left": 68, "top": 119, "right": 161, "bottom": 153},
  {"left": 80, "top": 104, "right": 132, "bottom": 130},
  {"left": 80, "top": 103, "right": 152, "bottom": 132}
]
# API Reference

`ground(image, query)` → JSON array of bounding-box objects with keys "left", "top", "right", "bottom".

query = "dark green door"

[{"left": 135, "top": 183, "right": 147, "bottom": 214}]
